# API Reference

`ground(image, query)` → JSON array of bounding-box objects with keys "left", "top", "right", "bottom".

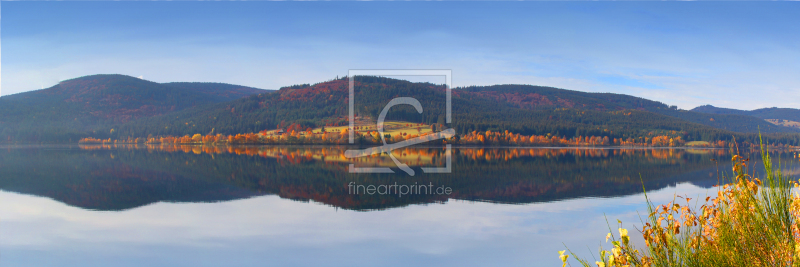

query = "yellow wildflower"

[
  {"left": 559, "top": 250, "right": 569, "bottom": 267},
  {"left": 619, "top": 228, "right": 630, "bottom": 245},
  {"left": 606, "top": 233, "right": 612, "bottom": 242},
  {"left": 596, "top": 261, "right": 606, "bottom": 267}
]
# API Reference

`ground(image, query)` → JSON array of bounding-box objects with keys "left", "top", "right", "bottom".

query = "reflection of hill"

[
  {"left": 1, "top": 145, "right": 794, "bottom": 211},
  {"left": 0, "top": 147, "right": 260, "bottom": 210}
]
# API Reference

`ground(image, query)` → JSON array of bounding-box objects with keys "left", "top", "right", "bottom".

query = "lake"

[{"left": 1, "top": 145, "right": 796, "bottom": 266}]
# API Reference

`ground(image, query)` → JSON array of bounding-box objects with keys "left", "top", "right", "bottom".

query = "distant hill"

[
  {"left": 0, "top": 74, "right": 270, "bottom": 142},
  {"left": 163, "top": 82, "right": 269, "bottom": 101},
  {"left": 113, "top": 76, "right": 799, "bottom": 146},
  {"left": 459, "top": 85, "right": 798, "bottom": 134},
  {"left": 692, "top": 105, "right": 800, "bottom": 122},
  {"left": 3, "top": 74, "right": 799, "bottom": 145}
]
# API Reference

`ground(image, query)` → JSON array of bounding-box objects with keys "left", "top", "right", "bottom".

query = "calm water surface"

[{"left": 1, "top": 145, "right": 796, "bottom": 266}]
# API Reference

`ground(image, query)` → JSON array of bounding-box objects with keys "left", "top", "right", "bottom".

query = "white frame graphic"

[{"left": 345, "top": 69, "right": 453, "bottom": 175}]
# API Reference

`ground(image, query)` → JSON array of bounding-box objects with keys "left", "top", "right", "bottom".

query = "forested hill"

[
  {"left": 0, "top": 74, "right": 270, "bottom": 142},
  {"left": 111, "top": 76, "right": 800, "bottom": 145},
  {"left": 692, "top": 105, "right": 800, "bottom": 122},
  {"left": 457, "top": 84, "right": 664, "bottom": 111},
  {"left": 458, "top": 85, "right": 797, "bottom": 134},
  {"left": 163, "top": 82, "right": 271, "bottom": 101},
  {"left": 3, "top": 75, "right": 799, "bottom": 144}
]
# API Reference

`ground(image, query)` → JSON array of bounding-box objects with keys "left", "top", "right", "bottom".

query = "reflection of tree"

[
  {"left": 79, "top": 144, "right": 733, "bottom": 166},
  {"left": 0, "top": 147, "right": 258, "bottom": 210},
  {"left": 2, "top": 146, "right": 794, "bottom": 211}
]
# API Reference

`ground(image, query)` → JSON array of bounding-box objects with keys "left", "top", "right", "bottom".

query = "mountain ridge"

[
  {"left": 2, "top": 74, "right": 799, "bottom": 145},
  {"left": 458, "top": 84, "right": 798, "bottom": 134},
  {"left": 0, "top": 74, "right": 271, "bottom": 142},
  {"left": 111, "top": 76, "right": 799, "bottom": 146},
  {"left": 692, "top": 104, "right": 800, "bottom": 122}
]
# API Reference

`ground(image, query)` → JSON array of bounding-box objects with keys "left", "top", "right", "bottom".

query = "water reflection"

[
  {"left": 78, "top": 143, "right": 731, "bottom": 165},
  {"left": 2, "top": 145, "right": 792, "bottom": 211},
  {"left": 1, "top": 145, "right": 799, "bottom": 267},
  {"left": 0, "top": 183, "right": 719, "bottom": 267}
]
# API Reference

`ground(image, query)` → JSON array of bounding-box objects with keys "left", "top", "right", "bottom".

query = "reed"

[{"left": 561, "top": 136, "right": 800, "bottom": 267}]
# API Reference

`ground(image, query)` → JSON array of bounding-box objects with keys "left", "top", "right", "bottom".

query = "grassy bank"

[{"left": 561, "top": 138, "right": 800, "bottom": 267}]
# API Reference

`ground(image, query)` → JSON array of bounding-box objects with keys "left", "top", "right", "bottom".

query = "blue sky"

[{"left": 2, "top": 2, "right": 799, "bottom": 110}]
